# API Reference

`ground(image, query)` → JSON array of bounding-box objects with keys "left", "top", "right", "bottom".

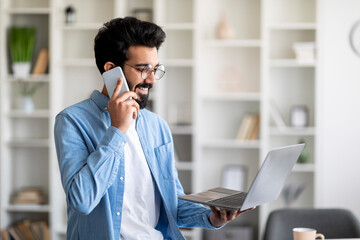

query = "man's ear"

[{"left": 104, "top": 62, "right": 116, "bottom": 72}]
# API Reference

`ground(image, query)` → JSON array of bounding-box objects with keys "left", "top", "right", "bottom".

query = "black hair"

[{"left": 94, "top": 17, "right": 166, "bottom": 74}]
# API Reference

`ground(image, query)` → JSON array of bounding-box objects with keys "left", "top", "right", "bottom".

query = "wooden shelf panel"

[
  {"left": 269, "top": 127, "right": 316, "bottom": 136},
  {"left": 7, "top": 110, "right": 50, "bottom": 118},
  {"left": 206, "top": 39, "right": 262, "bottom": 48},
  {"left": 7, "top": 139, "right": 50, "bottom": 148},
  {"left": 8, "top": 74, "right": 50, "bottom": 83},
  {"left": 270, "top": 59, "right": 316, "bottom": 67},
  {"left": 62, "top": 23, "right": 103, "bottom": 30},
  {"left": 175, "top": 161, "right": 193, "bottom": 171},
  {"left": 268, "top": 22, "right": 317, "bottom": 30},
  {"left": 162, "top": 23, "right": 195, "bottom": 30},
  {"left": 6, "top": 204, "right": 50, "bottom": 212},
  {"left": 293, "top": 163, "right": 315, "bottom": 172},
  {"left": 202, "top": 92, "right": 261, "bottom": 102},
  {"left": 163, "top": 58, "right": 195, "bottom": 67},
  {"left": 61, "top": 58, "right": 95, "bottom": 67},
  {"left": 5, "top": 8, "right": 51, "bottom": 14},
  {"left": 201, "top": 139, "right": 261, "bottom": 149},
  {"left": 170, "top": 125, "right": 193, "bottom": 135}
]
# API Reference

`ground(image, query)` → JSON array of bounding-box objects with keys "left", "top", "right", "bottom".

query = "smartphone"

[{"left": 102, "top": 66, "right": 131, "bottom": 99}]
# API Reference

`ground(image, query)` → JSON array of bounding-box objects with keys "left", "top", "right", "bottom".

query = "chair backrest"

[{"left": 263, "top": 208, "right": 360, "bottom": 240}]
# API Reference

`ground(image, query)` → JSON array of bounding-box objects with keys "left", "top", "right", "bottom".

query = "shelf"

[
  {"left": 5, "top": 8, "right": 51, "bottom": 14},
  {"left": 163, "top": 59, "right": 194, "bottom": 67},
  {"left": 0, "top": 1, "right": 320, "bottom": 240},
  {"left": 268, "top": 22, "right": 317, "bottom": 30},
  {"left": 170, "top": 125, "right": 193, "bottom": 135},
  {"left": 202, "top": 92, "right": 261, "bottom": 102},
  {"left": 293, "top": 163, "right": 315, "bottom": 172},
  {"left": 270, "top": 127, "right": 316, "bottom": 136},
  {"left": 7, "top": 110, "right": 50, "bottom": 118},
  {"left": 6, "top": 204, "right": 50, "bottom": 213},
  {"left": 175, "top": 161, "right": 193, "bottom": 171},
  {"left": 162, "top": 23, "right": 195, "bottom": 30},
  {"left": 55, "top": 226, "right": 67, "bottom": 235},
  {"left": 61, "top": 58, "right": 95, "bottom": 67},
  {"left": 201, "top": 139, "right": 261, "bottom": 149},
  {"left": 206, "top": 39, "right": 262, "bottom": 48},
  {"left": 62, "top": 23, "right": 103, "bottom": 30},
  {"left": 180, "top": 228, "right": 198, "bottom": 238},
  {"left": 8, "top": 74, "right": 50, "bottom": 83},
  {"left": 7, "top": 139, "right": 50, "bottom": 148},
  {"left": 270, "top": 59, "right": 316, "bottom": 67}
]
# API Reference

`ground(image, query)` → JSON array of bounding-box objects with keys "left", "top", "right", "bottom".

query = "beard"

[{"left": 134, "top": 83, "right": 152, "bottom": 109}]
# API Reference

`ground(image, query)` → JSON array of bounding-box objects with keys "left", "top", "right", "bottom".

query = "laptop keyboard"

[{"left": 207, "top": 192, "right": 248, "bottom": 208}]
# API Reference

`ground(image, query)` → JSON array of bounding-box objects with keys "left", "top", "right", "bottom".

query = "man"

[{"left": 54, "top": 17, "right": 249, "bottom": 240}]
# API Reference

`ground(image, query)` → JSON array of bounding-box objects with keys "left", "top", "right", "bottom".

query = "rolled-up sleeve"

[{"left": 54, "top": 113, "right": 127, "bottom": 215}]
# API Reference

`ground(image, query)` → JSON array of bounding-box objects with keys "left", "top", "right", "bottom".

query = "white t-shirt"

[{"left": 120, "top": 120, "right": 163, "bottom": 240}]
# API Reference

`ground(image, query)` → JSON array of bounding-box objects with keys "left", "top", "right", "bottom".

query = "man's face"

[{"left": 123, "top": 46, "right": 159, "bottom": 109}]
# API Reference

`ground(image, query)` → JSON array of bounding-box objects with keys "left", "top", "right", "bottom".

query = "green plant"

[
  {"left": 10, "top": 27, "right": 36, "bottom": 63},
  {"left": 17, "top": 82, "right": 42, "bottom": 97}
]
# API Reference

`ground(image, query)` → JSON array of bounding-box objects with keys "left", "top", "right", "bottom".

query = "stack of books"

[
  {"left": 12, "top": 187, "right": 46, "bottom": 204},
  {"left": 1, "top": 220, "right": 49, "bottom": 240},
  {"left": 236, "top": 113, "right": 260, "bottom": 141}
]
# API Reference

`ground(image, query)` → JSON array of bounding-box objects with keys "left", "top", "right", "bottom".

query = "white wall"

[{"left": 318, "top": 0, "right": 360, "bottom": 218}]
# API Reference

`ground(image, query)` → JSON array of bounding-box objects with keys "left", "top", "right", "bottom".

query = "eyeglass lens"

[{"left": 142, "top": 65, "right": 165, "bottom": 80}]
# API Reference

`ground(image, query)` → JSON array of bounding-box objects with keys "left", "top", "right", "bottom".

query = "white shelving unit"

[
  {"left": 0, "top": 0, "right": 319, "bottom": 239},
  {"left": 0, "top": 0, "right": 54, "bottom": 238},
  {"left": 260, "top": 0, "right": 319, "bottom": 238}
]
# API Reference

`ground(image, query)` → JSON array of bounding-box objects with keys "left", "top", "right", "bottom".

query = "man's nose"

[{"left": 145, "top": 71, "right": 156, "bottom": 84}]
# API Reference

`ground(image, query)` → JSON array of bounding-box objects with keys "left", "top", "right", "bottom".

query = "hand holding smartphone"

[
  {"left": 102, "top": 66, "right": 131, "bottom": 99},
  {"left": 102, "top": 66, "right": 138, "bottom": 132}
]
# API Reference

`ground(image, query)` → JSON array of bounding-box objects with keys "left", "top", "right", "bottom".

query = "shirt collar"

[
  {"left": 90, "top": 90, "right": 109, "bottom": 112},
  {"left": 89, "top": 90, "right": 144, "bottom": 119}
]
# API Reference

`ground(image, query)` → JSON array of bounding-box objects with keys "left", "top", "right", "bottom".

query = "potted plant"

[{"left": 9, "top": 26, "right": 36, "bottom": 79}]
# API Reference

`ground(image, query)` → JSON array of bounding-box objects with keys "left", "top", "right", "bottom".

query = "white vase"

[
  {"left": 12, "top": 62, "right": 31, "bottom": 79},
  {"left": 22, "top": 96, "right": 35, "bottom": 113},
  {"left": 215, "top": 12, "right": 235, "bottom": 40}
]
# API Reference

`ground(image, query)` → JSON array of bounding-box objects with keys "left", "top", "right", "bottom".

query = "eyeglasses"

[{"left": 124, "top": 63, "right": 165, "bottom": 80}]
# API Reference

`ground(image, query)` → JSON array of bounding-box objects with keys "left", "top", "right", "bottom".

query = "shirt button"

[
  {"left": 120, "top": 177, "right": 123, "bottom": 181},
  {"left": 104, "top": 107, "right": 107, "bottom": 110},
  {"left": 116, "top": 212, "right": 120, "bottom": 216}
]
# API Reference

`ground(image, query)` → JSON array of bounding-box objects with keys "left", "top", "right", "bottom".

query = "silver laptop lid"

[{"left": 241, "top": 143, "right": 305, "bottom": 210}]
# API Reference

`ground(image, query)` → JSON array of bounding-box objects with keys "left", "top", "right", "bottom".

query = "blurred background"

[{"left": 1, "top": 0, "right": 360, "bottom": 239}]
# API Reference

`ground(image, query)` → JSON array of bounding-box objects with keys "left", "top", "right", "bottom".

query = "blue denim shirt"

[{"left": 54, "top": 90, "right": 216, "bottom": 240}]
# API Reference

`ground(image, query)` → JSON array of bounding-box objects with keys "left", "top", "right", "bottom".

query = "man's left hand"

[{"left": 209, "top": 206, "right": 255, "bottom": 228}]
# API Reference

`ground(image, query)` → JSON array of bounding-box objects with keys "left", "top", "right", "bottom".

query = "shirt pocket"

[{"left": 154, "top": 141, "right": 175, "bottom": 180}]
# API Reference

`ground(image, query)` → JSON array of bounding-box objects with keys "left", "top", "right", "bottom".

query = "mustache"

[{"left": 135, "top": 83, "right": 153, "bottom": 91}]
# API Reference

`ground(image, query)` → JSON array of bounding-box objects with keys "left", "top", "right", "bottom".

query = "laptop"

[{"left": 179, "top": 144, "right": 305, "bottom": 211}]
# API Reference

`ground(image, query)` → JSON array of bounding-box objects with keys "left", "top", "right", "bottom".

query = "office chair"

[{"left": 263, "top": 208, "right": 360, "bottom": 240}]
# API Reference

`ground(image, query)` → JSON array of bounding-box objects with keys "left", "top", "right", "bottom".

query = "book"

[
  {"left": 32, "top": 49, "right": 49, "bottom": 75},
  {"left": 12, "top": 187, "right": 46, "bottom": 204},
  {"left": 17, "top": 221, "right": 34, "bottom": 240},
  {"left": 8, "top": 225, "right": 23, "bottom": 240},
  {"left": 249, "top": 114, "right": 260, "bottom": 140},
  {"left": 236, "top": 114, "right": 252, "bottom": 140},
  {"left": 6, "top": 220, "right": 49, "bottom": 240},
  {"left": 236, "top": 114, "right": 260, "bottom": 141},
  {"left": 30, "top": 221, "right": 49, "bottom": 240},
  {"left": 1, "top": 229, "right": 10, "bottom": 240}
]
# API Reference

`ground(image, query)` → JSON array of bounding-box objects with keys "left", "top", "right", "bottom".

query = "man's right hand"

[{"left": 107, "top": 78, "right": 140, "bottom": 133}]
